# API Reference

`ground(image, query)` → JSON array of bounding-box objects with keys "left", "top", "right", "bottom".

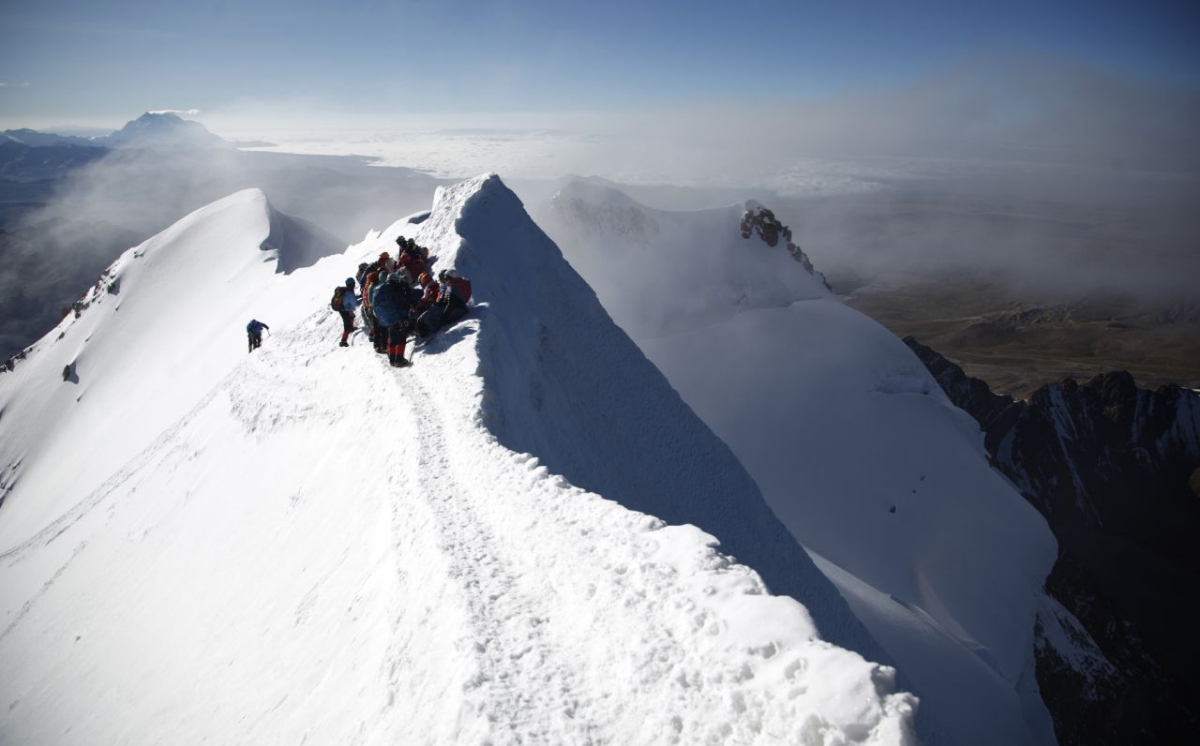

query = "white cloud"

[
  {"left": 192, "top": 57, "right": 1200, "bottom": 192},
  {"left": 149, "top": 108, "right": 201, "bottom": 116}
]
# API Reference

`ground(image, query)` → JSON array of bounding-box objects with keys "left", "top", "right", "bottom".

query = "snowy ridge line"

[
  {"left": 393, "top": 302, "right": 916, "bottom": 743},
  {"left": 0, "top": 188, "right": 345, "bottom": 554},
  {"left": 218, "top": 305, "right": 620, "bottom": 741},
  {"left": 254, "top": 286, "right": 913, "bottom": 743},
  {"left": 0, "top": 176, "right": 916, "bottom": 744},
  {"left": 429, "top": 176, "right": 892, "bottom": 665},
  {"left": 223, "top": 311, "right": 481, "bottom": 741},
  {"left": 417, "top": 338, "right": 912, "bottom": 743},
  {"left": 232, "top": 312, "right": 434, "bottom": 738},
  {"left": 0, "top": 306, "right": 337, "bottom": 564},
  {"left": 538, "top": 176, "right": 1060, "bottom": 743},
  {"left": 400, "top": 367, "right": 599, "bottom": 742},
  {"left": 419, "top": 174, "right": 915, "bottom": 741}
]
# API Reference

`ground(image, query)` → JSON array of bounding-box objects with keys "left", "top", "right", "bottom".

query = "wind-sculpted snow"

[
  {"left": 0, "top": 189, "right": 341, "bottom": 549},
  {"left": 265, "top": 208, "right": 347, "bottom": 275},
  {"left": 540, "top": 179, "right": 1062, "bottom": 745},
  {"left": 0, "top": 178, "right": 915, "bottom": 744},
  {"left": 540, "top": 180, "right": 830, "bottom": 339},
  {"left": 410, "top": 176, "right": 888, "bottom": 660}
]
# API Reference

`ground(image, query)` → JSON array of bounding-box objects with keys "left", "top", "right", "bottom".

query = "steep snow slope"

[
  {"left": 0, "top": 177, "right": 915, "bottom": 744},
  {"left": 541, "top": 180, "right": 1062, "bottom": 745},
  {"left": 422, "top": 177, "right": 887, "bottom": 660},
  {"left": 0, "top": 189, "right": 341, "bottom": 547},
  {"left": 541, "top": 181, "right": 828, "bottom": 338}
]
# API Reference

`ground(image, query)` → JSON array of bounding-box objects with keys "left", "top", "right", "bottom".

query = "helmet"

[
  {"left": 379, "top": 251, "right": 390, "bottom": 262},
  {"left": 395, "top": 236, "right": 405, "bottom": 245},
  {"left": 345, "top": 277, "right": 355, "bottom": 287},
  {"left": 418, "top": 272, "right": 431, "bottom": 286},
  {"left": 437, "top": 269, "right": 448, "bottom": 282}
]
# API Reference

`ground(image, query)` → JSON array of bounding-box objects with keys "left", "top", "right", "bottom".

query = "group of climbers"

[
  {"left": 333, "top": 235, "right": 472, "bottom": 367},
  {"left": 244, "top": 235, "right": 472, "bottom": 362}
]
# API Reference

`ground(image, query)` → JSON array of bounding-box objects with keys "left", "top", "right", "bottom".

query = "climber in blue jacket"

[{"left": 246, "top": 319, "right": 269, "bottom": 353}]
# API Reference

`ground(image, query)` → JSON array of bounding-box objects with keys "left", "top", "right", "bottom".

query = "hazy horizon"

[
  {"left": 4, "top": 0, "right": 1198, "bottom": 184},
  {"left": 3, "top": 0, "right": 1198, "bottom": 343}
]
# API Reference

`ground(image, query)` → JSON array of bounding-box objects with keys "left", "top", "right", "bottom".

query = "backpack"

[
  {"left": 331, "top": 285, "right": 347, "bottom": 311},
  {"left": 371, "top": 279, "right": 412, "bottom": 326},
  {"left": 440, "top": 277, "right": 472, "bottom": 305}
]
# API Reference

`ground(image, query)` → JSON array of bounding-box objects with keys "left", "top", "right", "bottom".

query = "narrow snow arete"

[{"left": 0, "top": 178, "right": 915, "bottom": 744}]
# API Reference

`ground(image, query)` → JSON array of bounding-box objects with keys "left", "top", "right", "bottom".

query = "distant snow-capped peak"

[{"left": 103, "top": 112, "right": 230, "bottom": 150}]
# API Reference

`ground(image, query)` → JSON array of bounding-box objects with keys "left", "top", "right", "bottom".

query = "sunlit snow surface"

[
  {"left": 0, "top": 179, "right": 914, "bottom": 744},
  {"left": 541, "top": 181, "right": 1061, "bottom": 746}
]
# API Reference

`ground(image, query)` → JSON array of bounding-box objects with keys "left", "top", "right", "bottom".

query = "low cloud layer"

[
  {"left": 0, "top": 145, "right": 447, "bottom": 358},
  {"left": 564, "top": 59, "right": 1200, "bottom": 300},
  {"left": 570, "top": 57, "right": 1200, "bottom": 191},
  {"left": 206, "top": 57, "right": 1199, "bottom": 200},
  {"left": 5, "top": 55, "right": 1195, "bottom": 360}
]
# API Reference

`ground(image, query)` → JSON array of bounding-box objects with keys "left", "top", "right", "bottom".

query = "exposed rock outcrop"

[
  {"left": 906, "top": 336, "right": 1200, "bottom": 744},
  {"left": 739, "top": 205, "right": 832, "bottom": 290}
]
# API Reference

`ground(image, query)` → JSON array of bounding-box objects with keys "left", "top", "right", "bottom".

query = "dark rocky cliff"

[
  {"left": 906, "top": 336, "right": 1200, "bottom": 744},
  {"left": 739, "top": 205, "right": 832, "bottom": 289}
]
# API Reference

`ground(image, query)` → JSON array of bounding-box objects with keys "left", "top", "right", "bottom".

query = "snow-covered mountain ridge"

[
  {"left": 0, "top": 176, "right": 915, "bottom": 744},
  {"left": 1, "top": 128, "right": 104, "bottom": 149},
  {"left": 542, "top": 180, "right": 831, "bottom": 339},
  {"left": 539, "top": 180, "right": 1068, "bottom": 745},
  {"left": 0, "top": 190, "right": 341, "bottom": 540}
]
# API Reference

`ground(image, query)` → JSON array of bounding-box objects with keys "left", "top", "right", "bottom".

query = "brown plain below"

[{"left": 837, "top": 273, "right": 1200, "bottom": 398}]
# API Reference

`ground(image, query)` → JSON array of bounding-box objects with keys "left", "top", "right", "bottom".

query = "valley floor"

[{"left": 838, "top": 273, "right": 1200, "bottom": 397}]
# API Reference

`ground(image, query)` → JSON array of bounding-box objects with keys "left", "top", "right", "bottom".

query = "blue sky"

[{"left": 2, "top": 0, "right": 1198, "bottom": 130}]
